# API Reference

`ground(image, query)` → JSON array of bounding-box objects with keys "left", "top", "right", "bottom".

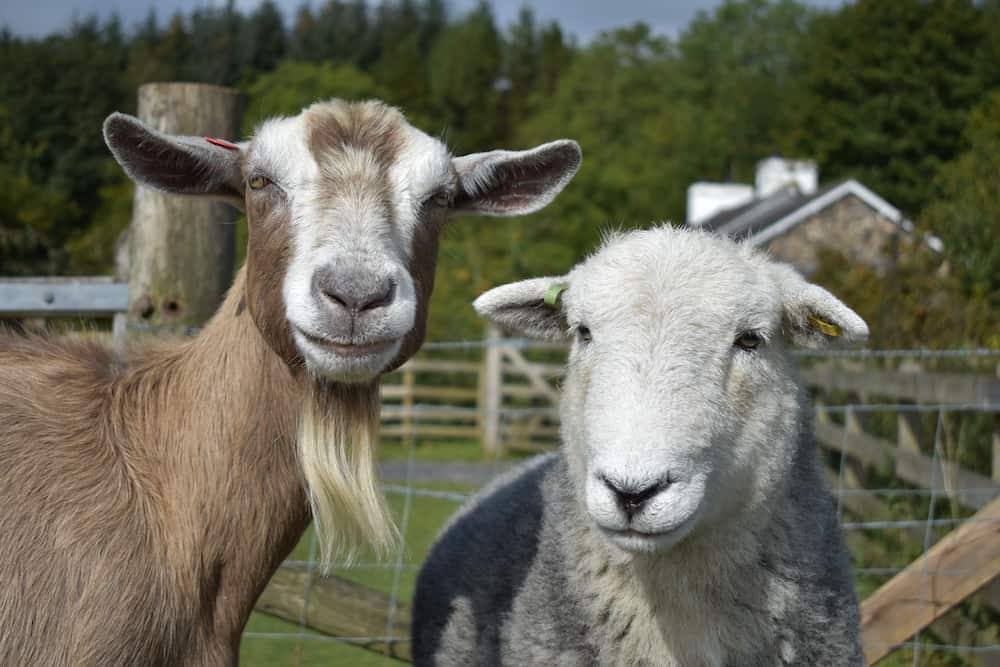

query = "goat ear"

[
  {"left": 473, "top": 276, "right": 571, "bottom": 341},
  {"left": 772, "top": 264, "right": 869, "bottom": 349},
  {"left": 103, "top": 112, "right": 245, "bottom": 209},
  {"left": 452, "top": 140, "right": 581, "bottom": 216}
]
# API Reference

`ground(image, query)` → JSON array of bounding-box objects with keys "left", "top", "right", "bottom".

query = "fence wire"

[{"left": 232, "top": 344, "right": 1000, "bottom": 665}]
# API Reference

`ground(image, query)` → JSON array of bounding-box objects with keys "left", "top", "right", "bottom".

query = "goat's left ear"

[
  {"left": 452, "top": 140, "right": 582, "bottom": 216},
  {"left": 473, "top": 276, "right": 571, "bottom": 341},
  {"left": 772, "top": 264, "right": 868, "bottom": 349},
  {"left": 103, "top": 112, "right": 246, "bottom": 210}
]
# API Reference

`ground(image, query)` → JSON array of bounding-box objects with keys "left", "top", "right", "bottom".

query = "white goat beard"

[{"left": 297, "top": 381, "right": 397, "bottom": 571}]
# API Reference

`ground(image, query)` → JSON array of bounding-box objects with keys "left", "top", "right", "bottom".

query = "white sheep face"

[{"left": 474, "top": 226, "right": 868, "bottom": 555}]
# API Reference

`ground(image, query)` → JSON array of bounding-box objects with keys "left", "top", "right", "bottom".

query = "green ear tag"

[
  {"left": 543, "top": 283, "right": 568, "bottom": 309},
  {"left": 808, "top": 314, "right": 842, "bottom": 337}
]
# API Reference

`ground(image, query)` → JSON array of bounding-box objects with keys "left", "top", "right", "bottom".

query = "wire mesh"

[{"left": 238, "top": 344, "right": 1000, "bottom": 666}]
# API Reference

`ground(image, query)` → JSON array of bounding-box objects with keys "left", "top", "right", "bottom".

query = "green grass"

[{"left": 240, "top": 467, "right": 479, "bottom": 666}]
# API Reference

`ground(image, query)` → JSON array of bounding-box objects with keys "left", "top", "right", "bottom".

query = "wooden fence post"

[
  {"left": 479, "top": 324, "right": 503, "bottom": 455},
  {"left": 401, "top": 366, "right": 415, "bottom": 441},
  {"left": 126, "top": 83, "right": 243, "bottom": 336},
  {"left": 992, "top": 412, "right": 1000, "bottom": 484}
]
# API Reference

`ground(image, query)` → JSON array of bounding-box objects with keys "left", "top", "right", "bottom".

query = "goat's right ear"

[
  {"left": 473, "top": 276, "right": 570, "bottom": 341},
  {"left": 452, "top": 140, "right": 581, "bottom": 217},
  {"left": 102, "top": 112, "right": 245, "bottom": 209}
]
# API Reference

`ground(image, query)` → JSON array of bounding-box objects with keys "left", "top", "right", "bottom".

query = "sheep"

[
  {"left": 413, "top": 225, "right": 867, "bottom": 667},
  {"left": 0, "top": 99, "right": 581, "bottom": 667}
]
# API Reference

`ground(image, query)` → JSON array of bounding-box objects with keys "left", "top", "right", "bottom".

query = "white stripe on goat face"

[{"left": 249, "top": 101, "right": 454, "bottom": 383}]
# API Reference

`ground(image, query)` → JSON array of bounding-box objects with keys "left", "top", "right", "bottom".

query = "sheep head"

[{"left": 474, "top": 226, "right": 867, "bottom": 555}]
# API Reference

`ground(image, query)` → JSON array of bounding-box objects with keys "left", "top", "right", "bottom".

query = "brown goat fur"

[
  {"left": 0, "top": 99, "right": 580, "bottom": 665},
  {"left": 0, "top": 272, "right": 311, "bottom": 665}
]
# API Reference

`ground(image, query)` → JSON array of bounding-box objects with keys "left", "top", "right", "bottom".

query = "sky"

[{"left": 0, "top": 0, "right": 849, "bottom": 42}]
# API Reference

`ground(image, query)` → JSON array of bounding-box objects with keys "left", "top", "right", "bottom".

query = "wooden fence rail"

[
  {"left": 255, "top": 565, "right": 412, "bottom": 662},
  {"left": 861, "top": 496, "right": 1000, "bottom": 665}
]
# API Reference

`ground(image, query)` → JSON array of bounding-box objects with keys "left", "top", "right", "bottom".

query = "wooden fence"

[
  {"left": 373, "top": 328, "right": 1000, "bottom": 664},
  {"left": 3, "top": 82, "right": 997, "bottom": 664},
  {"left": 4, "top": 288, "right": 1000, "bottom": 663}
]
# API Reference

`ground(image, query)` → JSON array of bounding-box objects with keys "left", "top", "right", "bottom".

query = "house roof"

[{"left": 693, "top": 178, "right": 941, "bottom": 251}]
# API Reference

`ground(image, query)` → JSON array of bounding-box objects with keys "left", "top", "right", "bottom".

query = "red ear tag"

[{"left": 204, "top": 136, "right": 240, "bottom": 150}]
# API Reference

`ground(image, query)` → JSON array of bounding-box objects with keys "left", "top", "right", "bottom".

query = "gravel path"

[{"left": 379, "top": 460, "right": 516, "bottom": 486}]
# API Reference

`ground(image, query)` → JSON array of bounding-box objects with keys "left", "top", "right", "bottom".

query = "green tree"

[
  {"left": 427, "top": 2, "right": 503, "bottom": 152},
  {"left": 677, "top": 0, "right": 813, "bottom": 182},
  {"left": 184, "top": 1, "right": 243, "bottom": 85},
  {"left": 419, "top": 0, "right": 448, "bottom": 53},
  {"left": 242, "top": 60, "right": 382, "bottom": 133},
  {"left": 921, "top": 92, "right": 1000, "bottom": 329},
  {"left": 312, "top": 0, "right": 373, "bottom": 66},
  {"left": 374, "top": 0, "right": 431, "bottom": 123},
  {"left": 288, "top": 5, "right": 319, "bottom": 61},
  {"left": 786, "top": 0, "right": 996, "bottom": 215},
  {"left": 124, "top": 11, "right": 186, "bottom": 90},
  {"left": 503, "top": 6, "right": 539, "bottom": 127},
  {"left": 535, "top": 22, "right": 572, "bottom": 99},
  {"left": 238, "top": 1, "right": 287, "bottom": 77},
  {"left": 0, "top": 18, "right": 128, "bottom": 274}
]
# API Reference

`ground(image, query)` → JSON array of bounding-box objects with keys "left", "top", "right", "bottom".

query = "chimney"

[
  {"left": 755, "top": 157, "right": 818, "bottom": 198},
  {"left": 686, "top": 182, "right": 755, "bottom": 226}
]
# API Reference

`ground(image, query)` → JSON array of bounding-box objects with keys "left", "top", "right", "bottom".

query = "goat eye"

[
  {"left": 248, "top": 175, "right": 270, "bottom": 190},
  {"left": 734, "top": 331, "right": 762, "bottom": 351},
  {"left": 576, "top": 325, "right": 592, "bottom": 344},
  {"left": 427, "top": 190, "right": 452, "bottom": 207}
]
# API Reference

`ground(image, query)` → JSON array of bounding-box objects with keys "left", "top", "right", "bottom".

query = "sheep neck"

[{"left": 560, "top": 448, "right": 783, "bottom": 666}]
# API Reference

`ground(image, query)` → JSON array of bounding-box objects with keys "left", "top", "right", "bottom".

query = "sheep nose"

[
  {"left": 312, "top": 268, "right": 396, "bottom": 313},
  {"left": 603, "top": 477, "right": 665, "bottom": 517}
]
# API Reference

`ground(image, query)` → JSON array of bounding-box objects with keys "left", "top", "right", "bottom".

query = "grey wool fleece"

[{"left": 412, "top": 449, "right": 863, "bottom": 667}]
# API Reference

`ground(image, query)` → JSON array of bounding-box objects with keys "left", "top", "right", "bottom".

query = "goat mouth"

[{"left": 296, "top": 329, "right": 397, "bottom": 358}]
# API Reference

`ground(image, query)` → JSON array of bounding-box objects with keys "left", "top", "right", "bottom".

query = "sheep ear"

[
  {"left": 103, "top": 112, "right": 245, "bottom": 209},
  {"left": 452, "top": 140, "right": 581, "bottom": 216},
  {"left": 473, "top": 277, "right": 571, "bottom": 341},
  {"left": 772, "top": 264, "right": 869, "bottom": 349}
]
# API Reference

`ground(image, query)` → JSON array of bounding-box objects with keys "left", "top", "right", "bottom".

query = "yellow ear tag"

[{"left": 808, "top": 314, "right": 842, "bottom": 337}]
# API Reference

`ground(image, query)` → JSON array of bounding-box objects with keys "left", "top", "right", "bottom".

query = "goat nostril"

[
  {"left": 359, "top": 281, "right": 395, "bottom": 312},
  {"left": 320, "top": 287, "right": 350, "bottom": 309},
  {"left": 311, "top": 269, "right": 396, "bottom": 313}
]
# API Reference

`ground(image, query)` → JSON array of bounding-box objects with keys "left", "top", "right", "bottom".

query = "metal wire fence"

[{"left": 237, "top": 344, "right": 1000, "bottom": 667}]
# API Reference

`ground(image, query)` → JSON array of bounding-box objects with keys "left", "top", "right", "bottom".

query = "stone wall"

[{"left": 764, "top": 195, "right": 917, "bottom": 276}]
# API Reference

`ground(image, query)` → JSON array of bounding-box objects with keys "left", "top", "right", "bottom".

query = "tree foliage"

[
  {"left": 0, "top": 0, "right": 997, "bottom": 346},
  {"left": 786, "top": 0, "right": 997, "bottom": 216}
]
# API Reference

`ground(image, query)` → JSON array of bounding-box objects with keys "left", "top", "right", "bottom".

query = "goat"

[{"left": 0, "top": 99, "right": 581, "bottom": 666}]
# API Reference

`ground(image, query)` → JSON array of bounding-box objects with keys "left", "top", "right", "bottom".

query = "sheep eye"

[
  {"left": 734, "top": 331, "right": 762, "bottom": 351},
  {"left": 248, "top": 175, "right": 271, "bottom": 190},
  {"left": 576, "top": 325, "right": 592, "bottom": 344}
]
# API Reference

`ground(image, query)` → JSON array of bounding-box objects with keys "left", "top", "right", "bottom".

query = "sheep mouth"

[
  {"left": 600, "top": 526, "right": 677, "bottom": 540},
  {"left": 596, "top": 512, "right": 700, "bottom": 553}
]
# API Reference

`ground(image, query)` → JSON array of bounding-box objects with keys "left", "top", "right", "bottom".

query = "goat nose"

[
  {"left": 313, "top": 271, "right": 396, "bottom": 313},
  {"left": 603, "top": 477, "right": 665, "bottom": 516}
]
